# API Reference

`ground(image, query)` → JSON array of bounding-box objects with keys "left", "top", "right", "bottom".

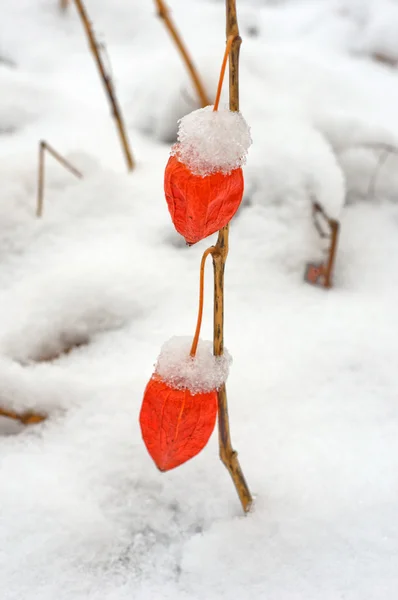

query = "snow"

[
  {"left": 244, "top": 118, "right": 345, "bottom": 259},
  {"left": 155, "top": 336, "right": 231, "bottom": 393},
  {"left": 173, "top": 106, "right": 252, "bottom": 176},
  {"left": 1, "top": 0, "right": 398, "bottom": 599}
]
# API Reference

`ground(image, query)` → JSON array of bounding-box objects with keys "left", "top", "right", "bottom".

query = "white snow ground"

[{"left": 1, "top": 0, "right": 398, "bottom": 598}]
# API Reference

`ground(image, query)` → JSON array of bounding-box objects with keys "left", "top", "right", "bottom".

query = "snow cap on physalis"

[
  {"left": 164, "top": 105, "right": 252, "bottom": 245},
  {"left": 139, "top": 336, "right": 232, "bottom": 472}
]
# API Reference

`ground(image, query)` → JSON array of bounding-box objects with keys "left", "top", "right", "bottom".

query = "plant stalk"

[
  {"left": 154, "top": 0, "right": 210, "bottom": 108},
  {"left": 37, "top": 140, "right": 83, "bottom": 218},
  {"left": 212, "top": 0, "right": 253, "bottom": 513},
  {"left": 73, "top": 0, "right": 135, "bottom": 172},
  {"left": 0, "top": 407, "right": 46, "bottom": 425}
]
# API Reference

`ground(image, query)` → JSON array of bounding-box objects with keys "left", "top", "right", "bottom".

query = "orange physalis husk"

[
  {"left": 164, "top": 154, "right": 244, "bottom": 245},
  {"left": 139, "top": 374, "right": 218, "bottom": 472},
  {"left": 163, "top": 36, "right": 251, "bottom": 245}
]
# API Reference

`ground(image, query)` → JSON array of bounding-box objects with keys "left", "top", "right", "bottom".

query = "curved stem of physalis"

[
  {"left": 190, "top": 247, "right": 218, "bottom": 357},
  {"left": 213, "top": 35, "right": 235, "bottom": 112}
]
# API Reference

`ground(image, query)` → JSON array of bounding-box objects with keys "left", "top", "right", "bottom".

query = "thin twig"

[
  {"left": 368, "top": 148, "right": 391, "bottom": 200},
  {"left": 154, "top": 0, "right": 210, "bottom": 108},
  {"left": 361, "top": 143, "right": 398, "bottom": 200},
  {"left": 310, "top": 202, "right": 340, "bottom": 289},
  {"left": 0, "top": 407, "right": 46, "bottom": 425},
  {"left": 323, "top": 219, "right": 339, "bottom": 289},
  {"left": 341, "top": 141, "right": 398, "bottom": 200},
  {"left": 37, "top": 140, "right": 83, "bottom": 218},
  {"left": 372, "top": 52, "right": 397, "bottom": 68},
  {"left": 211, "top": 0, "right": 253, "bottom": 514},
  {"left": 72, "top": 0, "right": 135, "bottom": 172}
]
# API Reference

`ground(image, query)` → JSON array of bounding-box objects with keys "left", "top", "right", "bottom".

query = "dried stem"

[
  {"left": 0, "top": 407, "right": 46, "bottom": 426},
  {"left": 309, "top": 202, "right": 340, "bottom": 289},
  {"left": 211, "top": 0, "right": 253, "bottom": 513},
  {"left": 154, "top": 0, "right": 210, "bottom": 108},
  {"left": 324, "top": 219, "right": 339, "bottom": 289},
  {"left": 72, "top": 0, "right": 135, "bottom": 172},
  {"left": 37, "top": 140, "right": 83, "bottom": 218},
  {"left": 60, "top": 0, "right": 69, "bottom": 11}
]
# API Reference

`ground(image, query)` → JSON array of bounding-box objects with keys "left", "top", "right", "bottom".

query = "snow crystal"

[
  {"left": 155, "top": 336, "right": 232, "bottom": 394},
  {"left": 173, "top": 105, "right": 252, "bottom": 177}
]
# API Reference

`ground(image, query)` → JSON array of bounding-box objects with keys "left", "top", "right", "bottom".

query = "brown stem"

[
  {"left": 72, "top": 0, "right": 135, "bottom": 172},
  {"left": 311, "top": 202, "right": 340, "bottom": 289},
  {"left": 323, "top": 219, "right": 339, "bottom": 289},
  {"left": 0, "top": 407, "right": 46, "bottom": 425},
  {"left": 37, "top": 140, "right": 83, "bottom": 218},
  {"left": 60, "top": 0, "right": 69, "bottom": 10},
  {"left": 211, "top": 0, "right": 252, "bottom": 513},
  {"left": 154, "top": 0, "right": 210, "bottom": 108}
]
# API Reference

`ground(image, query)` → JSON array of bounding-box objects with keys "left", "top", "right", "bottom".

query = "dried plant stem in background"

[
  {"left": 73, "top": 0, "right": 135, "bottom": 172},
  {"left": 211, "top": 0, "right": 253, "bottom": 513},
  {"left": 0, "top": 407, "right": 46, "bottom": 425},
  {"left": 60, "top": 0, "right": 69, "bottom": 11},
  {"left": 37, "top": 140, "right": 82, "bottom": 218},
  {"left": 372, "top": 52, "right": 397, "bottom": 68},
  {"left": 325, "top": 219, "right": 340, "bottom": 289},
  {"left": 311, "top": 202, "right": 340, "bottom": 289},
  {"left": 154, "top": 0, "right": 210, "bottom": 108}
]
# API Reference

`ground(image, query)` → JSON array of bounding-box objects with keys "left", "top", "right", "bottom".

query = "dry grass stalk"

[
  {"left": 154, "top": 0, "right": 210, "bottom": 108},
  {"left": 372, "top": 52, "right": 397, "bottom": 68},
  {"left": 309, "top": 202, "right": 340, "bottom": 289},
  {"left": 211, "top": 0, "right": 253, "bottom": 513},
  {"left": 60, "top": 0, "right": 69, "bottom": 11},
  {"left": 72, "top": 0, "right": 135, "bottom": 171},
  {"left": 0, "top": 407, "right": 46, "bottom": 425},
  {"left": 37, "top": 140, "right": 83, "bottom": 218}
]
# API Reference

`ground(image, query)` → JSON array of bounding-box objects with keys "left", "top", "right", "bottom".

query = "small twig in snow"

[
  {"left": 307, "top": 201, "right": 340, "bottom": 289},
  {"left": 37, "top": 140, "right": 83, "bottom": 218},
  {"left": 367, "top": 147, "right": 392, "bottom": 200},
  {"left": 372, "top": 52, "right": 397, "bottom": 68},
  {"left": 0, "top": 407, "right": 46, "bottom": 426},
  {"left": 356, "top": 142, "right": 398, "bottom": 200}
]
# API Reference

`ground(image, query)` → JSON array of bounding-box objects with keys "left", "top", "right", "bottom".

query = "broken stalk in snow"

[
  {"left": 37, "top": 140, "right": 82, "bottom": 218},
  {"left": 73, "top": 0, "right": 135, "bottom": 172},
  {"left": 305, "top": 201, "right": 340, "bottom": 289},
  {"left": 0, "top": 407, "right": 46, "bottom": 426}
]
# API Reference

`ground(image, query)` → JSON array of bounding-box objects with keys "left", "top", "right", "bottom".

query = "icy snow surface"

[
  {"left": 155, "top": 337, "right": 231, "bottom": 393},
  {"left": 1, "top": 0, "right": 398, "bottom": 599},
  {"left": 174, "top": 106, "right": 252, "bottom": 176}
]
